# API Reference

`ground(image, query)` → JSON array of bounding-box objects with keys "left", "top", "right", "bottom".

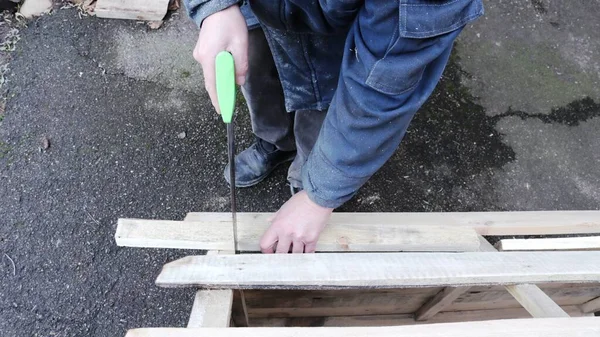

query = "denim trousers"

[
  {"left": 242, "top": 0, "right": 484, "bottom": 206},
  {"left": 242, "top": 28, "right": 327, "bottom": 189}
]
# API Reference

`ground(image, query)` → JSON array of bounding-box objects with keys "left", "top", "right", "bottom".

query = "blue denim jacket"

[{"left": 185, "top": 0, "right": 484, "bottom": 208}]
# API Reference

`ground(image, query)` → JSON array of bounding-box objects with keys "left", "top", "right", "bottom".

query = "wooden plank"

[
  {"left": 95, "top": 0, "right": 170, "bottom": 21},
  {"left": 414, "top": 286, "right": 471, "bottom": 321},
  {"left": 449, "top": 285, "right": 600, "bottom": 311},
  {"left": 185, "top": 211, "right": 600, "bottom": 236},
  {"left": 477, "top": 235, "right": 498, "bottom": 252},
  {"left": 187, "top": 250, "right": 235, "bottom": 327},
  {"left": 413, "top": 236, "right": 495, "bottom": 321},
  {"left": 187, "top": 290, "right": 233, "bottom": 328},
  {"left": 505, "top": 284, "right": 569, "bottom": 318},
  {"left": 115, "top": 219, "right": 235, "bottom": 251},
  {"left": 155, "top": 251, "right": 600, "bottom": 289},
  {"left": 498, "top": 236, "right": 600, "bottom": 251},
  {"left": 245, "top": 288, "right": 442, "bottom": 318},
  {"left": 477, "top": 235, "right": 569, "bottom": 317},
  {"left": 581, "top": 296, "right": 600, "bottom": 313},
  {"left": 239, "top": 285, "right": 599, "bottom": 318},
  {"left": 117, "top": 218, "right": 480, "bottom": 252},
  {"left": 125, "top": 317, "right": 600, "bottom": 336},
  {"left": 249, "top": 306, "right": 591, "bottom": 327}
]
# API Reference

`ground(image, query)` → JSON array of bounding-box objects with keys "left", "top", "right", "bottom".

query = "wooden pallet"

[{"left": 117, "top": 211, "right": 600, "bottom": 336}]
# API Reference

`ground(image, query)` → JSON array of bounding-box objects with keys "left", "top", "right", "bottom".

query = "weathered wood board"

[
  {"left": 125, "top": 317, "right": 600, "bottom": 336},
  {"left": 116, "top": 218, "right": 480, "bottom": 252},
  {"left": 184, "top": 211, "right": 600, "bottom": 235},
  {"left": 156, "top": 252, "right": 600, "bottom": 289},
  {"left": 95, "top": 0, "right": 170, "bottom": 21}
]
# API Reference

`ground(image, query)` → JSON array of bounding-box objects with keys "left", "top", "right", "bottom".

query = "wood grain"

[
  {"left": 185, "top": 210, "right": 600, "bottom": 236},
  {"left": 248, "top": 305, "right": 592, "bottom": 327},
  {"left": 115, "top": 219, "right": 235, "bottom": 251},
  {"left": 117, "top": 218, "right": 480, "bottom": 252},
  {"left": 125, "top": 317, "right": 600, "bottom": 336},
  {"left": 95, "top": 0, "right": 170, "bottom": 21},
  {"left": 581, "top": 296, "right": 600, "bottom": 313},
  {"left": 187, "top": 290, "right": 233, "bottom": 328},
  {"left": 505, "top": 284, "right": 569, "bottom": 318},
  {"left": 478, "top": 235, "right": 570, "bottom": 317},
  {"left": 155, "top": 251, "right": 600, "bottom": 289},
  {"left": 414, "top": 286, "right": 471, "bottom": 321}
]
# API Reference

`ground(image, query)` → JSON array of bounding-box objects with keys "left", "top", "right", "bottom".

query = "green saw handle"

[{"left": 215, "top": 51, "right": 236, "bottom": 124}]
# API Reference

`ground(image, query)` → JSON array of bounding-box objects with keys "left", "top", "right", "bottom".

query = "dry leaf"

[{"left": 147, "top": 20, "right": 163, "bottom": 30}]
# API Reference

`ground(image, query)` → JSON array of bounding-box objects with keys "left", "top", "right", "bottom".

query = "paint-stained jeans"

[
  {"left": 243, "top": 0, "right": 484, "bottom": 207},
  {"left": 242, "top": 28, "right": 328, "bottom": 189}
]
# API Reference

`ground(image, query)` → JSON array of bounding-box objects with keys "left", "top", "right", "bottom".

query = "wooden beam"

[
  {"left": 155, "top": 251, "right": 600, "bottom": 289},
  {"left": 187, "top": 250, "right": 235, "bottom": 328},
  {"left": 414, "top": 236, "right": 496, "bottom": 321},
  {"left": 95, "top": 0, "right": 170, "bottom": 21},
  {"left": 478, "top": 235, "right": 570, "bottom": 317},
  {"left": 497, "top": 236, "right": 600, "bottom": 251},
  {"left": 116, "top": 218, "right": 480, "bottom": 252},
  {"left": 187, "top": 290, "right": 233, "bottom": 328},
  {"left": 115, "top": 219, "right": 235, "bottom": 251},
  {"left": 184, "top": 211, "right": 600, "bottom": 236},
  {"left": 414, "top": 286, "right": 471, "bottom": 321},
  {"left": 486, "top": 237, "right": 571, "bottom": 317},
  {"left": 581, "top": 296, "right": 600, "bottom": 313},
  {"left": 476, "top": 235, "right": 498, "bottom": 252},
  {"left": 505, "top": 284, "right": 569, "bottom": 318},
  {"left": 125, "top": 317, "right": 600, "bottom": 336},
  {"left": 249, "top": 306, "right": 592, "bottom": 327}
]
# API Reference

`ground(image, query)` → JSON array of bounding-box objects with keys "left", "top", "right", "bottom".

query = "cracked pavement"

[{"left": 1, "top": 1, "right": 600, "bottom": 336}]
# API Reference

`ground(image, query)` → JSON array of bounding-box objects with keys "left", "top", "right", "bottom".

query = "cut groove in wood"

[
  {"left": 125, "top": 317, "right": 600, "bottom": 336},
  {"left": 505, "top": 284, "right": 569, "bottom": 318},
  {"left": 95, "top": 0, "right": 170, "bottom": 21},
  {"left": 581, "top": 296, "right": 600, "bottom": 313},
  {"left": 184, "top": 211, "right": 600, "bottom": 236},
  {"left": 156, "top": 251, "right": 600, "bottom": 289},
  {"left": 497, "top": 236, "right": 600, "bottom": 251},
  {"left": 117, "top": 218, "right": 480, "bottom": 252},
  {"left": 414, "top": 286, "right": 471, "bottom": 321}
]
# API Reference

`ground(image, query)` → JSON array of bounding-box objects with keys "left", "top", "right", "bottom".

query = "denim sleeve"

[
  {"left": 183, "top": 0, "right": 241, "bottom": 27},
  {"left": 302, "top": 0, "right": 483, "bottom": 208}
]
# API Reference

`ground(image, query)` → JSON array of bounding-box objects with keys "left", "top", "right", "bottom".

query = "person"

[{"left": 184, "top": 0, "right": 484, "bottom": 254}]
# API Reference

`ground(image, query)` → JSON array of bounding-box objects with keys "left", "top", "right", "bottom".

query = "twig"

[
  {"left": 4, "top": 254, "right": 15, "bottom": 276},
  {"left": 85, "top": 209, "right": 101, "bottom": 225}
]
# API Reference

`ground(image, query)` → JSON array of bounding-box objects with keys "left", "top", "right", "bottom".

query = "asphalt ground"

[{"left": 0, "top": 1, "right": 599, "bottom": 336}]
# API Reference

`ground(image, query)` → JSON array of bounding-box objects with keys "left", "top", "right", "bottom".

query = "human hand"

[
  {"left": 260, "top": 191, "right": 334, "bottom": 253},
  {"left": 192, "top": 5, "right": 248, "bottom": 113}
]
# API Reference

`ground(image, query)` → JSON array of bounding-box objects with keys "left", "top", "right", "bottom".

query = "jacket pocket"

[
  {"left": 365, "top": 0, "right": 483, "bottom": 95},
  {"left": 399, "top": 0, "right": 484, "bottom": 39}
]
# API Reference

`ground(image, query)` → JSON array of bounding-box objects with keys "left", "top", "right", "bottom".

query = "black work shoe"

[
  {"left": 224, "top": 139, "right": 296, "bottom": 187},
  {"left": 290, "top": 185, "right": 303, "bottom": 196}
]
